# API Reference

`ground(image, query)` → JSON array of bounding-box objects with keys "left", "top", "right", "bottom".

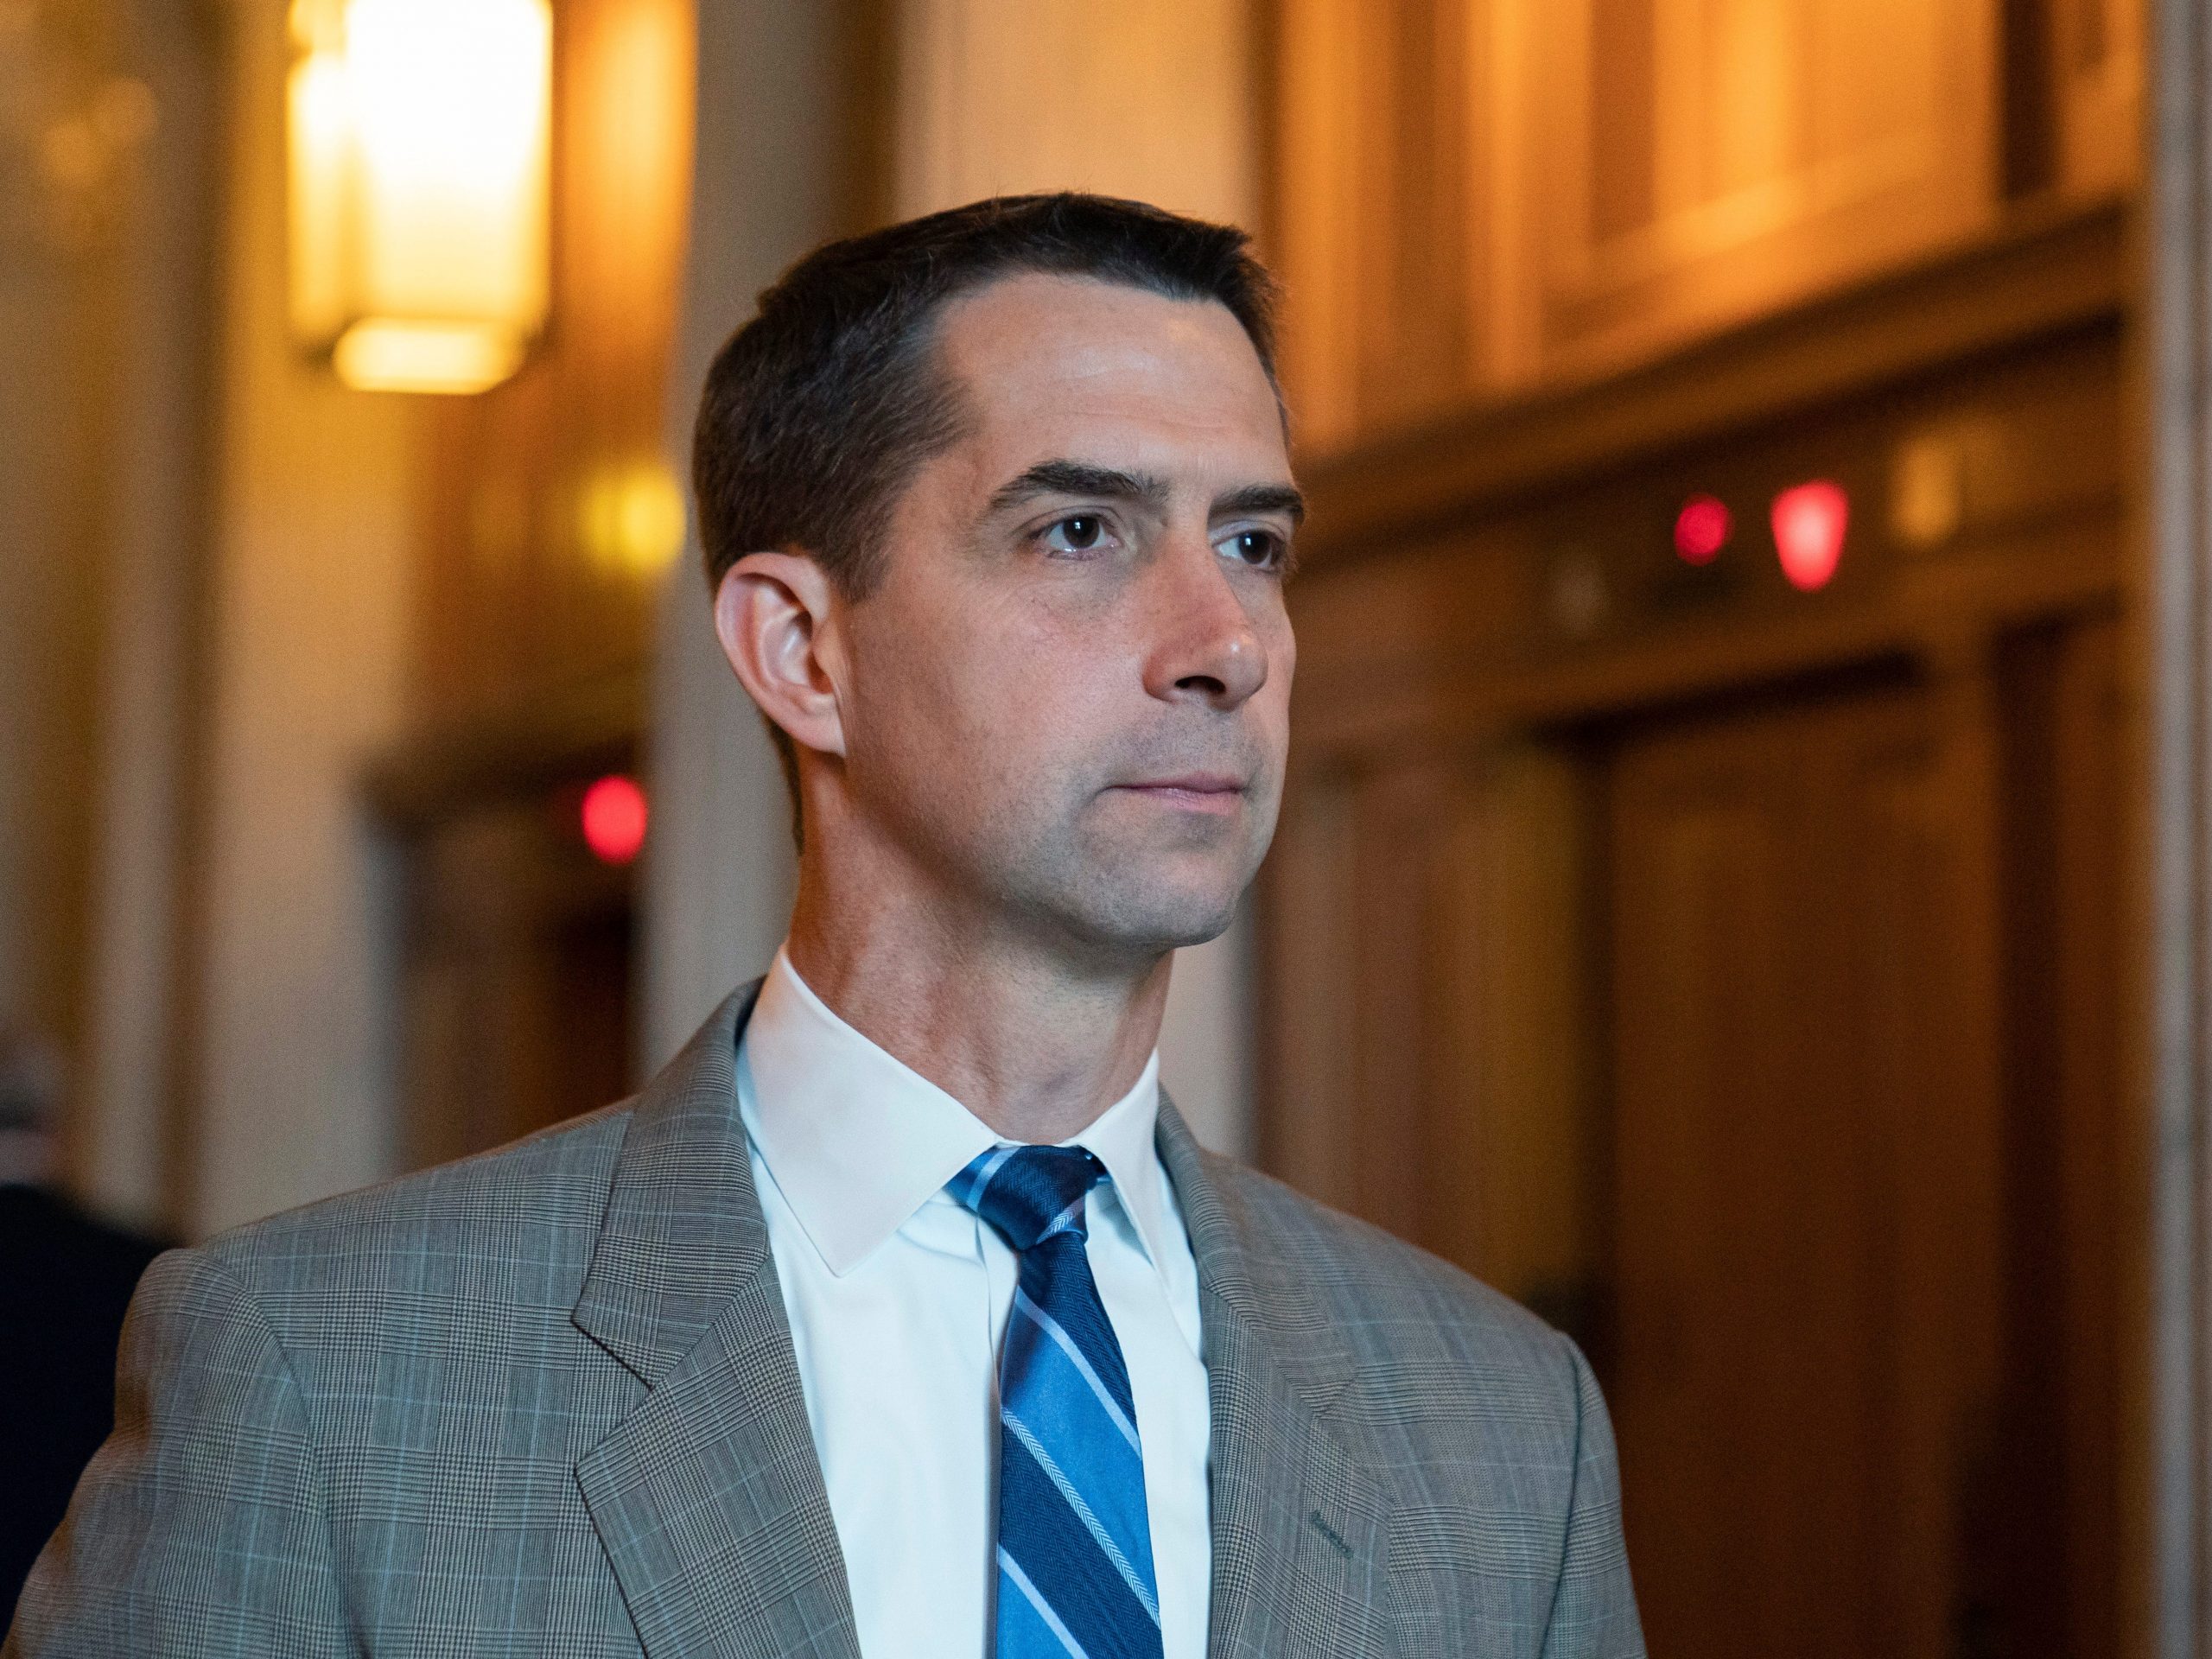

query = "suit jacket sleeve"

[
  {"left": 1538, "top": 1336, "right": 1646, "bottom": 1659},
  {"left": 3, "top": 1247, "right": 353, "bottom": 1658}
]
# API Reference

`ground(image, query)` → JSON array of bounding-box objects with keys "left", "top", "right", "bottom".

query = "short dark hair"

[
  {"left": 692, "top": 191, "right": 1281, "bottom": 597},
  {"left": 690, "top": 192, "right": 1283, "bottom": 845}
]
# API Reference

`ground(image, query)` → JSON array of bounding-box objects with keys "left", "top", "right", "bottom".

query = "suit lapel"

[
  {"left": 572, "top": 983, "right": 861, "bottom": 1659},
  {"left": 1158, "top": 1103, "right": 1391, "bottom": 1659},
  {"left": 563, "top": 998, "right": 1386, "bottom": 1659}
]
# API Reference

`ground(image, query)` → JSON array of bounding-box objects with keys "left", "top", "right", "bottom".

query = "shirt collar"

[{"left": 739, "top": 948, "right": 1168, "bottom": 1277}]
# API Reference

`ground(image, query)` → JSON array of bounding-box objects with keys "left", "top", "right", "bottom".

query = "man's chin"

[
  {"left": 978, "top": 815, "right": 1265, "bottom": 959},
  {"left": 1048, "top": 874, "right": 1246, "bottom": 958}
]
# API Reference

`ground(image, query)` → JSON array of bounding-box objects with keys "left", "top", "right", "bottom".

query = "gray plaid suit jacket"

[{"left": 7, "top": 983, "right": 1643, "bottom": 1657}]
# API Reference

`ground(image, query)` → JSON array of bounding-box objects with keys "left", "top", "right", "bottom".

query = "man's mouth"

[{"left": 1112, "top": 774, "right": 1247, "bottom": 815}]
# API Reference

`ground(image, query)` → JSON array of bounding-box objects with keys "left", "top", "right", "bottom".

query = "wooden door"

[
  {"left": 391, "top": 781, "right": 639, "bottom": 1171},
  {"left": 1606, "top": 678, "right": 2005, "bottom": 1657}
]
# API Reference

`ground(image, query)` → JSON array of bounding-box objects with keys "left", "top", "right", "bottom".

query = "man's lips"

[{"left": 1111, "top": 775, "right": 1248, "bottom": 814}]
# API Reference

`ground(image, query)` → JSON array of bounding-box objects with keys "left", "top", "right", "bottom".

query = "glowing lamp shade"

[
  {"left": 582, "top": 775, "right": 648, "bottom": 865},
  {"left": 1770, "top": 480, "right": 1849, "bottom": 593},
  {"left": 288, "top": 0, "right": 552, "bottom": 393},
  {"left": 1673, "top": 494, "right": 1732, "bottom": 565}
]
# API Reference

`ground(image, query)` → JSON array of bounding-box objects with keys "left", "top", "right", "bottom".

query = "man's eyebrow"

[
  {"left": 1213, "top": 483, "right": 1306, "bottom": 525},
  {"left": 987, "top": 460, "right": 1169, "bottom": 515}
]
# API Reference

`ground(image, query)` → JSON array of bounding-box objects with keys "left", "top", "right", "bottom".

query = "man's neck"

[{"left": 783, "top": 871, "right": 1171, "bottom": 1146}]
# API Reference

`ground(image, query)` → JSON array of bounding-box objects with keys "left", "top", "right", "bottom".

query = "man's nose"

[{"left": 1139, "top": 536, "right": 1268, "bottom": 709}]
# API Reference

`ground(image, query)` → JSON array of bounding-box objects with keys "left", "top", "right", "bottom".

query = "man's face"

[{"left": 834, "top": 272, "right": 1299, "bottom": 961}]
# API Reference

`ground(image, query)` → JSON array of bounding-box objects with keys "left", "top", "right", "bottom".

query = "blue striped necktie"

[{"left": 952, "top": 1145, "right": 1164, "bottom": 1659}]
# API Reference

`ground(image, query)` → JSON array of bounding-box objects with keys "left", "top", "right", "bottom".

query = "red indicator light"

[
  {"left": 1770, "top": 480, "right": 1848, "bottom": 593},
  {"left": 582, "top": 774, "right": 648, "bottom": 865},
  {"left": 1673, "top": 494, "right": 1732, "bottom": 564}
]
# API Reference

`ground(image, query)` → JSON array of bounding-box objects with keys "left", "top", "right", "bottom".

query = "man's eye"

[
  {"left": 1223, "top": 529, "right": 1286, "bottom": 570},
  {"left": 1040, "top": 514, "right": 1109, "bottom": 553}
]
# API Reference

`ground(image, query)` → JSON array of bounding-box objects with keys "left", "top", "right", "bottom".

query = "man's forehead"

[
  {"left": 932, "top": 273, "right": 1287, "bottom": 475},
  {"left": 937, "top": 276, "right": 1274, "bottom": 409}
]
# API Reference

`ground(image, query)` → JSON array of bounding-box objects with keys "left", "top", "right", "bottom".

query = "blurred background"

[{"left": 0, "top": 0, "right": 2183, "bottom": 1652}]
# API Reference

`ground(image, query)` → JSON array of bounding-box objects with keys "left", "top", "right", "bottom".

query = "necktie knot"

[{"left": 953, "top": 1144, "right": 1106, "bottom": 1252}]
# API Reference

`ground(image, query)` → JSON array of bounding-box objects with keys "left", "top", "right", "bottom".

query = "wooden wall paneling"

[
  {"left": 1374, "top": 0, "right": 1479, "bottom": 429},
  {"left": 1904, "top": 644, "right": 2012, "bottom": 1656},
  {"left": 1271, "top": 0, "right": 1363, "bottom": 446},
  {"left": 1273, "top": 0, "right": 1496, "bottom": 449},
  {"left": 1294, "top": 205, "right": 2125, "bottom": 566},
  {"left": 1986, "top": 622, "right": 2076, "bottom": 1653},
  {"left": 1256, "top": 209, "right": 2133, "bottom": 1648},
  {"left": 1262, "top": 751, "right": 1487, "bottom": 1246},
  {"left": 1258, "top": 760, "right": 1360, "bottom": 1209},
  {"left": 1809, "top": 690, "right": 1992, "bottom": 1641},
  {"left": 1423, "top": 762, "right": 1489, "bottom": 1282},
  {"left": 2050, "top": 0, "right": 2142, "bottom": 199},
  {"left": 2047, "top": 619, "right": 2126, "bottom": 1658},
  {"left": 1427, "top": 742, "right": 1604, "bottom": 1341},
  {"left": 1988, "top": 616, "right": 2127, "bottom": 1654},
  {"left": 1265, "top": 0, "right": 2127, "bottom": 467},
  {"left": 2001, "top": 0, "right": 2063, "bottom": 198},
  {"left": 1609, "top": 702, "right": 1812, "bottom": 1652},
  {"left": 1342, "top": 764, "right": 1447, "bottom": 1240},
  {"left": 1264, "top": 730, "right": 1606, "bottom": 1342},
  {"left": 1605, "top": 675, "right": 2007, "bottom": 1657},
  {"left": 1287, "top": 329, "right": 2126, "bottom": 791},
  {"left": 1521, "top": 0, "right": 2004, "bottom": 383}
]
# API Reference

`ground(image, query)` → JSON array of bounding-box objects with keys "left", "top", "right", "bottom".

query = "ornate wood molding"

[{"left": 1297, "top": 199, "right": 2127, "bottom": 569}]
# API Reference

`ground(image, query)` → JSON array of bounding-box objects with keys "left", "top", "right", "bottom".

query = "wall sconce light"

[{"left": 287, "top": 0, "right": 552, "bottom": 395}]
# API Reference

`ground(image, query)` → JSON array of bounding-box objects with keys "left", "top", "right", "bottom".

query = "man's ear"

[{"left": 713, "top": 552, "right": 849, "bottom": 760}]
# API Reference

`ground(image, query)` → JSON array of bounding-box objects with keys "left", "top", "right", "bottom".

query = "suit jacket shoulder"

[
  {"left": 3, "top": 1100, "right": 660, "bottom": 1659},
  {"left": 1197, "top": 1144, "right": 1581, "bottom": 1412},
  {"left": 194, "top": 1095, "right": 636, "bottom": 1322},
  {"left": 1161, "top": 1125, "right": 1642, "bottom": 1659}
]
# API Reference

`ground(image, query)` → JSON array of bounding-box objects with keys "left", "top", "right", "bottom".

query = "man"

[{"left": 8, "top": 194, "right": 1641, "bottom": 1657}]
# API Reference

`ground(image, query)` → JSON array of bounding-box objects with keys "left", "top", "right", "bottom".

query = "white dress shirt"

[{"left": 735, "top": 949, "right": 1212, "bottom": 1659}]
